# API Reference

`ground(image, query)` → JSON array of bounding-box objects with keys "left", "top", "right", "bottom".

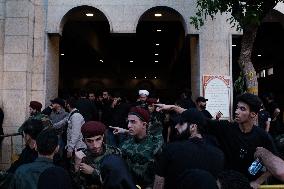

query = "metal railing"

[
  {"left": 260, "top": 185, "right": 284, "bottom": 189},
  {"left": 0, "top": 133, "right": 23, "bottom": 163}
]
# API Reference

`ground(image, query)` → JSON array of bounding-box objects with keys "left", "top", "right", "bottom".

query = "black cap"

[
  {"left": 196, "top": 96, "right": 208, "bottom": 103},
  {"left": 178, "top": 108, "right": 206, "bottom": 126},
  {"left": 50, "top": 98, "right": 65, "bottom": 107}
]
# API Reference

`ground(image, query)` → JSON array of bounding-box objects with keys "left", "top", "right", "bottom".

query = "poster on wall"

[{"left": 203, "top": 75, "right": 231, "bottom": 120}]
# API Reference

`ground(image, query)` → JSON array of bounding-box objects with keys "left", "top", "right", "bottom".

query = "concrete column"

[
  {"left": 0, "top": 0, "right": 5, "bottom": 106},
  {"left": 198, "top": 16, "right": 231, "bottom": 81},
  {"left": 190, "top": 35, "right": 200, "bottom": 100},
  {"left": 3, "top": 0, "right": 34, "bottom": 132},
  {"left": 45, "top": 34, "right": 59, "bottom": 104},
  {"left": 1, "top": 0, "right": 35, "bottom": 168},
  {"left": 32, "top": 3, "right": 47, "bottom": 105}
]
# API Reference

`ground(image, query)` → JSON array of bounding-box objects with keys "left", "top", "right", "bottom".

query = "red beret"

[
  {"left": 146, "top": 98, "right": 158, "bottom": 105},
  {"left": 128, "top": 107, "right": 150, "bottom": 123},
  {"left": 30, "top": 101, "right": 42, "bottom": 112},
  {"left": 81, "top": 121, "right": 106, "bottom": 138}
]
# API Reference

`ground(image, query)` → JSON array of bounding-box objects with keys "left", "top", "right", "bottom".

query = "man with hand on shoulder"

[{"left": 73, "top": 121, "right": 121, "bottom": 188}]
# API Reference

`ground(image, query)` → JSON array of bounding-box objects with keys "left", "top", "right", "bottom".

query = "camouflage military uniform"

[
  {"left": 18, "top": 113, "right": 52, "bottom": 133},
  {"left": 121, "top": 134, "right": 163, "bottom": 187},
  {"left": 148, "top": 111, "right": 165, "bottom": 141},
  {"left": 73, "top": 144, "right": 121, "bottom": 189},
  {"left": 135, "top": 100, "right": 148, "bottom": 110}
]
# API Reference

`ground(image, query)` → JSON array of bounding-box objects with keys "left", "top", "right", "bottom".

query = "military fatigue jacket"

[
  {"left": 121, "top": 134, "right": 163, "bottom": 187},
  {"left": 74, "top": 144, "right": 121, "bottom": 189},
  {"left": 148, "top": 111, "right": 164, "bottom": 140},
  {"left": 18, "top": 113, "right": 52, "bottom": 133}
]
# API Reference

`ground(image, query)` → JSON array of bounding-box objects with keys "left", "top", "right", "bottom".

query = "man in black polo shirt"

[
  {"left": 195, "top": 96, "right": 213, "bottom": 119},
  {"left": 156, "top": 93, "right": 277, "bottom": 188},
  {"left": 153, "top": 109, "right": 224, "bottom": 189}
]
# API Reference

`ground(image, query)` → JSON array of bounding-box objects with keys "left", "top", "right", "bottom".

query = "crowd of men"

[{"left": 0, "top": 89, "right": 283, "bottom": 189}]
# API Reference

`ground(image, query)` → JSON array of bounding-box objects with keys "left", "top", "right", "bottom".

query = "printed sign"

[{"left": 203, "top": 75, "right": 231, "bottom": 120}]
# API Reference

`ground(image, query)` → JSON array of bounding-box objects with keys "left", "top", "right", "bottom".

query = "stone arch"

[
  {"left": 135, "top": 6, "right": 187, "bottom": 34},
  {"left": 274, "top": 2, "right": 284, "bottom": 15},
  {"left": 264, "top": 9, "right": 284, "bottom": 29},
  {"left": 58, "top": 5, "right": 111, "bottom": 35},
  {"left": 45, "top": 5, "right": 111, "bottom": 103}
]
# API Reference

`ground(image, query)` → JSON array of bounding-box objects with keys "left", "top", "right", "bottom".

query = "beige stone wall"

[
  {"left": 197, "top": 13, "right": 235, "bottom": 97},
  {"left": 3, "top": 0, "right": 34, "bottom": 132},
  {"left": 0, "top": 0, "right": 4, "bottom": 107},
  {"left": 32, "top": 2, "right": 48, "bottom": 105},
  {"left": 1, "top": 0, "right": 243, "bottom": 124},
  {"left": 0, "top": 0, "right": 245, "bottom": 167},
  {"left": 0, "top": 0, "right": 37, "bottom": 168},
  {"left": 46, "top": 0, "right": 197, "bottom": 34},
  {"left": 0, "top": 0, "right": 6, "bottom": 169},
  {"left": 45, "top": 0, "right": 241, "bottom": 99}
]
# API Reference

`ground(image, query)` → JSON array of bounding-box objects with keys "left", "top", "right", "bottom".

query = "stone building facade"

[{"left": 0, "top": 0, "right": 283, "bottom": 167}]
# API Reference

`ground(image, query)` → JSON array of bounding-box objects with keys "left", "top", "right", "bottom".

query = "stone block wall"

[
  {"left": 0, "top": 0, "right": 37, "bottom": 168},
  {"left": 0, "top": 0, "right": 245, "bottom": 168}
]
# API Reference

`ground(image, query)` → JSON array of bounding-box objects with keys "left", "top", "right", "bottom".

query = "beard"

[
  {"left": 172, "top": 126, "right": 191, "bottom": 141},
  {"left": 200, "top": 105, "right": 206, "bottom": 110}
]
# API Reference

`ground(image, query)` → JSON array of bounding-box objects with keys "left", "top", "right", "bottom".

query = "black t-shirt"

[
  {"left": 7, "top": 146, "right": 38, "bottom": 173},
  {"left": 207, "top": 120, "right": 277, "bottom": 181},
  {"left": 258, "top": 110, "right": 270, "bottom": 130},
  {"left": 76, "top": 98, "right": 99, "bottom": 122},
  {"left": 155, "top": 138, "right": 224, "bottom": 189},
  {"left": 201, "top": 109, "right": 213, "bottom": 119},
  {"left": 266, "top": 101, "right": 279, "bottom": 119}
]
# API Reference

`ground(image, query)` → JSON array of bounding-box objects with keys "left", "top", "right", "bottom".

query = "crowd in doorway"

[{"left": 0, "top": 89, "right": 284, "bottom": 189}]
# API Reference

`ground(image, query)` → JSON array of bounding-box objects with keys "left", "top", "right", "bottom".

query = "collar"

[
  {"left": 70, "top": 108, "right": 78, "bottom": 113},
  {"left": 55, "top": 108, "right": 64, "bottom": 114},
  {"left": 134, "top": 135, "right": 147, "bottom": 143},
  {"left": 88, "top": 144, "right": 106, "bottom": 157},
  {"left": 35, "top": 157, "right": 54, "bottom": 163}
]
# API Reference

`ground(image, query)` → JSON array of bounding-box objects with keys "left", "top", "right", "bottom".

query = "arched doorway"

[
  {"left": 135, "top": 6, "right": 189, "bottom": 101},
  {"left": 59, "top": 5, "right": 189, "bottom": 102},
  {"left": 59, "top": 5, "right": 110, "bottom": 98}
]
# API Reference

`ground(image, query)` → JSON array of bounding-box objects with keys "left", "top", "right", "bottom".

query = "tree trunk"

[{"left": 238, "top": 24, "right": 259, "bottom": 95}]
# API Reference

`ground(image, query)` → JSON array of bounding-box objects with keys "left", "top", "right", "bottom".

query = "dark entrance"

[
  {"left": 59, "top": 6, "right": 190, "bottom": 102},
  {"left": 232, "top": 10, "right": 284, "bottom": 120}
]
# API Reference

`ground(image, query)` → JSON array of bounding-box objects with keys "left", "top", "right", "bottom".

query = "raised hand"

[{"left": 109, "top": 126, "right": 129, "bottom": 135}]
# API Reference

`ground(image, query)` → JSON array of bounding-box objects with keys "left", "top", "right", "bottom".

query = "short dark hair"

[
  {"left": 66, "top": 97, "right": 77, "bottom": 109},
  {"left": 79, "top": 90, "right": 87, "bottom": 98},
  {"left": 217, "top": 170, "right": 251, "bottom": 189},
  {"left": 36, "top": 129, "right": 58, "bottom": 156},
  {"left": 179, "top": 109, "right": 207, "bottom": 135},
  {"left": 236, "top": 93, "right": 262, "bottom": 113},
  {"left": 22, "top": 119, "right": 44, "bottom": 140}
]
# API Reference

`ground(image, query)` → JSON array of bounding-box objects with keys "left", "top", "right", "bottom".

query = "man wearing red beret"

[
  {"left": 72, "top": 121, "right": 121, "bottom": 188},
  {"left": 111, "top": 107, "right": 164, "bottom": 188},
  {"left": 146, "top": 98, "right": 165, "bottom": 141},
  {"left": 18, "top": 101, "right": 52, "bottom": 133}
]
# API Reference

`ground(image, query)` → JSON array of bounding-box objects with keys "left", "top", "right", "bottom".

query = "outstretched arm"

[
  {"left": 155, "top": 104, "right": 186, "bottom": 114},
  {"left": 254, "top": 147, "right": 284, "bottom": 182},
  {"left": 109, "top": 126, "right": 129, "bottom": 135},
  {"left": 153, "top": 175, "right": 165, "bottom": 189}
]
